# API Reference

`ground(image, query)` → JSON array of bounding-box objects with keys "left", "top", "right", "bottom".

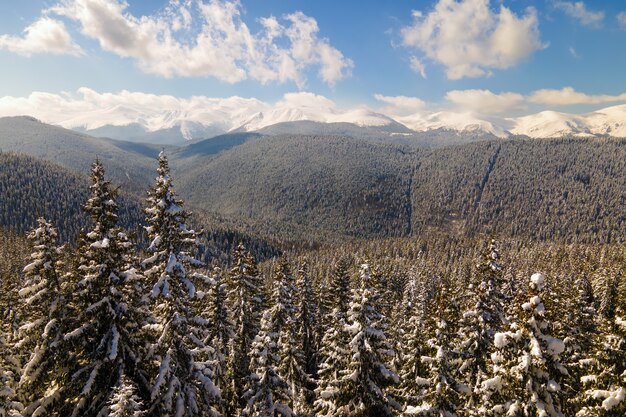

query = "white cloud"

[
  {"left": 0, "top": 16, "right": 82, "bottom": 56},
  {"left": 409, "top": 56, "right": 427, "bottom": 78},
  {"left": 618, "top": 12, "right": 626, "bottom": 29},
  {"left": 374, "top": 94, "right": 425, "bottom": 116},
  {"left": 528, "top": 87, "right": 626, "bottom": 106},
  {"left": 554, "top": 1, "right": 604, "bottom": 27},
  {"left": 445, "top": 89, "right": 525, "bottom": 113},
  {"left": 568, "top": 46, "right": 580, "bottom": 58},
  {"left": 401, "top": 0, "right": 545, "bottom": 80},
  {"left": 48, "top": 0, "right": 352, "bottom": 86}
]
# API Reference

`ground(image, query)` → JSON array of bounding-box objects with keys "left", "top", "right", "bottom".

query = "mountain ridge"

[{"left": 58, "top": 102, "right": 626, "bottom": 144}]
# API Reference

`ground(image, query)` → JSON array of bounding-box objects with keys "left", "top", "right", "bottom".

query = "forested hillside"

[
  {"left": 0, "top": 153, "right": 623, "bottom": 416},
  {"left": 2, "top": 118, "right": 623, "bottom": 245},
  {"left": 0, "top": 116, "right": 156, "bottom": 193},
  {"left": 177, "top": 134, "right": 416, "bottom": 241},
  {"left": 0, "top": 152, "right": 279, "bottom": 263}
]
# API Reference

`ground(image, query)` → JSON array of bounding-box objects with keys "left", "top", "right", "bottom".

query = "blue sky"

[{"left": 0, "top": 0, "right": 625, "bottom": 122}]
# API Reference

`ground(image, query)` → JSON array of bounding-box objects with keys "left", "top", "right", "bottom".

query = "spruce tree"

[
  {"left": 108, "top": 376, "right": 145, "bottom": 417},
  {"left": 201, "top": 267, "right": 235, "bottom": 417},
  {"left": 0, "top": 332, "right": 22, "bottom": 417},
  {"left": 296, "top": 261, "right": 318, "bottom": 378},
  {"left": 243, "top": 310, "right": 295, "bottom": 417},
  {"left": 487, "top": 273, "right": 567, "bottom": 416},
  {"left": 456, "top": 239, "right": 507, "bottom": 415},
  {"left": 277, "top": 260, "right": 314, "bottom": 415},
  {"left": 332, "top": 263, "right": 399, "bottom": 417},
  {"left": 405, "top": 277, "right": 464, "bottom": 416},
  {"left": 14, "top": 219, "right": 66, "bottom": 416},
  {"left": 315, "top": 259, "right": 352, "bottom": 417},
  {"left": 142, "top": 152, "right": 220, "bottom": 416},
  {"left": 62, "top": 160, "right": 148, "bottom": 417},
  {"left": 227, "top": 243, "right": 265, "bottom": 407},
  {"left": 394, "top": 269, "right": 432, "bottom": 413},
  {"left": 576, "top": 268, "right": 625, "bottom": 415}
]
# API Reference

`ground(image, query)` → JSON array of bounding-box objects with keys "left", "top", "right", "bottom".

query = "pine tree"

[
  {"left": 456, "top": 239, "right": 507, "bottom": 415},
  {"left": 14, "top": 218, "right": 67, "bottom": 416},
  {"left": 142, "top": 152, "right": 220, "bottom": 416},
  {"left": 0, "top": 332, "right": 22, "bottom": 417},
  {"left": 563, "top": 275, "right": 599, "bottom": 415},
  {"left": 62, "top": 160, "right": 149, "bottom": 417},
  {"left": 227, "top": 243, "right": 265, "bottom": 407},
  {"left": 487, "top": 273, "right": 567, "bottom": 416},
  {"left": 201, "top": 267, "right": 235, "bottom": 416},
  {"left": 576, "top": 267, "right": 625, "bottom": 416},
  {"left": 394, "top": 269, "right": 433, "bottom": 413},
  {"left": 296, "top": 261, "right": 318, "bottom": 379},
  {"left": 276, "top": 260, "right": 314, "bottom": 415},
  {"left": 332, "top": 263, "right": 399, "bottom": 417},
  {"left": 243, "top": 310, "right": 296, "bottom": 417},
  {"left": 405, "top": 277, "right": 464, "bottom": 416},
  {"left": 315, "top": 259, "right": 352, "bottom": 417},
  {"left": 108, "top": 376, "right": 145, "bottom": 417}
]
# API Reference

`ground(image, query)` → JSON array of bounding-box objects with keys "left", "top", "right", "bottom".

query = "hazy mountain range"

[{"left": 64, "top": 102, "right": 626, "bottom": 144}]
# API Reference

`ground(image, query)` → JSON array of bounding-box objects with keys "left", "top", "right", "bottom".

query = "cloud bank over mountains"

[{"left": 2, "top": 87, "right": 626, "bottom": 140}]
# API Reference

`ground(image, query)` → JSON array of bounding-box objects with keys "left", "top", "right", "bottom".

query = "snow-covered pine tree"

[
  {"left": 562, "top": 275, "right": 599, "bottom": 415},
  {"left": 201, "top": 267, "right": 235, "bottom": 416},
  {"left": 332, "top": 263, "right": 399, "bottom": 417},
  {"left": 487, "top": 273, "right": 568, "bottom": 416},
  {"left": 576, "top": 267, "right": 625, "bottom": 416},
  {"left": 141, "top": 152, "right": 220, "bottom": 416},
  {"left": 405, "top": 276, "right": 465, "bottom": 416},
  {"left": 276, "top": 260, "right": 314, "bottom": 415},
  {"left": 296, "top": 261, "right": 318, "bottom": 380},
  {"left": 227, "top": 243, "right": 265, "bottom": 407},
  {"left": 0, "top": 332, "right": 22, "bottom": 417},
  {"left": 456, "top": 239, "right": 507, "bottom": 415},
  {"left": 14, "top": 218, "right": 67, "bottom": 416},
  {"left": 314, "top": 259, "right": 352, "bottom": 417},
  {"left": 108, "top": 376, "right": 145, "bottom": 417},
  {"left": 62, "top": 159, "right": 149, "bottom": 417},
  {"left": 243, "top": 310, "right": 295, "bottom": 417},
  {"left": 393, "top": 268, "right": 432, "bottom": 412}
]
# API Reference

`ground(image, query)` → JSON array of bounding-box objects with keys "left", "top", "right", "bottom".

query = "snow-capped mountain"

[
  {"left": 396, "top": 111, "right": 510, "bottom": 138},
  {"left": 509, "top": 104, "right": 626, "bottom": 138},
  {"left": 61, "top": 100, "right": 626, "bottom": 144}
]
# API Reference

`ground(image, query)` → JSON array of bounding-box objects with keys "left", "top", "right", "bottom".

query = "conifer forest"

[
  {"left": 0, "top": 151, "right": 624, "bottom": 417},
  {"left": 2, "top": 1, "right": 626, "bottom": 416}
]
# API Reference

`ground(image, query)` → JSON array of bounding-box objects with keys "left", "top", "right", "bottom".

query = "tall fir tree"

[
  {"left": 394, "top": 269, "right": 433, "bottom": 413},
  {"left": 296, "top": 261, "right": 318, "bottom": 379},
  {"left": 62, "top": 160, "right": 149, "bottom": 417},
  {"left": 277, "top": 260, "right": 314, "bottom": 415},
  {"left": 487, "top": 273, "right": 568, "bottom": 416},
  {"left": 576, "top": 267, "right": 625, "bottom": 416},
  {"left": 108, "top": 376, "right": 145, "bottom": 417},
  {"left": 405, "top": 277, "right": 465, "bottom": 416},
  {"left": 142, "top": 152, "right": 220, "bottom": 416},
  {"left": 226, "top": 243, "right": 265, "bottom": 408},
  {"left": 243, "top": 309, "right": 295, "bottom": 417},
  {"left": 315, "top": 259, "right": 352, "bottom": 417},
  {"left": 14, "top": 218, "right": 67, "bottom": 416},
  {"left": 456, "top": 239, "right": 507, "bottom": 415},
  {"left": 332, "top": 263, "right": 399, "bottom": 417},
  {"left": 201, "top": 267, "right": 235, "bottom": 417},
  {"left": 0, "top": 332, "right": 22, "bottom": 417}
]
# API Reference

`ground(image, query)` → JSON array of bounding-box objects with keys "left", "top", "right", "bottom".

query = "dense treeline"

[
  {"left": 1, "top": 154, "right": 624, "bottom": 416},
  {"left": 177, "top": 135, "right": 625, "bottom": 244},
  {"left": 0, "top": 152, "right": 280, "bottom": 263}
]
